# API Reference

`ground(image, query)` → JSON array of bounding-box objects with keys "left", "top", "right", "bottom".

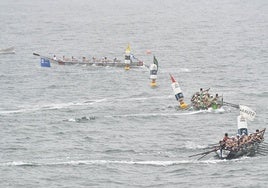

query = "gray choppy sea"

[{"left": 0, "top": 0, "right": 268, "bottom": 187}]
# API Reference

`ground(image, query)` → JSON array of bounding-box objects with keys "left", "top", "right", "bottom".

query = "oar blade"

[
  {"left": 33, "top": 52, "right": 40, "bottom": 56},
  {"left": 189, "top": 147, "right": 218, "bottom": 158}
]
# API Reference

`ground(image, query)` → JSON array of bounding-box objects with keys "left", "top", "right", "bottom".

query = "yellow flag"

[{"left": 125, "top": 44, "right": 131, "bottom": 54}]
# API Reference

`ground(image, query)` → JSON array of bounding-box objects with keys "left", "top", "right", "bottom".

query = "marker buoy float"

[
  {"left": 150, "top": 63, "right": 157, "bottom": 87},
  {"left": 169, "top": 74, "right": 188, "bottom": 109},
  {"left": 125, "top": 44, "right": 131, "bottom": 70}
]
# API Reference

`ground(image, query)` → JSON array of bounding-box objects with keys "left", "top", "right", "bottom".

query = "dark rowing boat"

[
  {"left": 189, "top": 106, "right": 266, "bottom": 160},
  {"left": 215, "top": 128, "right": 266, "bottom": 159}
]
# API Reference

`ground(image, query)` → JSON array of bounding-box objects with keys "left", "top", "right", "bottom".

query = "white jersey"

[{"left": 237, "top": 115, "right": 248, "bottom": 129}]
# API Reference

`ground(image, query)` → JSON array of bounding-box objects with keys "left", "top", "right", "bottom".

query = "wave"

[
  {"left": 1, "top": 158, "right": 234, "bottom": 167},
  {"left": 105, "top": 108, "right": 226, "bottom": 118},
  {"left": 0, "top": 95, "right": 226, "bottom": 117},
  {"left": 161, "top": 68, "right": 191, "bottom": 73},
  {"left": 0, "top": 95, "right": 170, "bottom": 115},
  {"left": 0, "top": 98, "right": 107, "bottom": 115},
  {"left": 64, "top": 108, "right": 225, "bottom": 122},
  {"left": 183, "top": 141, "right": 208, "bottom": 150},
  {"left": 109, "top": 95, "right": 171, "bottom": 103},
  {"left": 104, "top": 111, "right": 204, "bottom": 118},
  {"left": 63, "top": 116, "right": 96, "bottom": 122},
  {"left": 2, "top": 161, "right": 39, "bottom": 167}
]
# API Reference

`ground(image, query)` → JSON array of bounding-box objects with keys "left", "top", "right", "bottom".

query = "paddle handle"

[{"left": 223, "top": 102, "right": 239, "bottom": 108}]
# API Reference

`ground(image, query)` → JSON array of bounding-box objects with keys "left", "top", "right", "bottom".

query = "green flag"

[{"left": 153, "top": 56, "right": 158, "bottom": 70}]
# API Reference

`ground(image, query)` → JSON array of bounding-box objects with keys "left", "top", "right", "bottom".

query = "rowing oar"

[
  {"left": 259, "top": 146, "right": 268, "bottom": 150},
  {"left": 257, "top": 152, "right": 266, "bottom": 156},
  {"left": 33, "top": 53, "right": 51, "bottom": 60},
  {"left": 259, "top": 147, "right": 268, "bottom": 151},
  {"left": 223, "top": 102, "right": 239, "bottom": 109},
  {"left": 258, "top": 148, "right": 268, "bottom": 153},
  {"left": 205, "top": 143, "right": 220, "bottom": 148},
  {"left": 208, "top": 143, "right": 220, "bottom": 146},
  {"left": 189, "top": 147, "right": 219, "bottom": 158},
  {"left": 258, "top": 149, "right": 268, "bottom": 153},
  {"left": 258, "top": 151, "right": 268, "bottom": 155},
  {"left": 197, "top": 151, "right": 215, "bottom": 160},
  {"left": 33, "top": 52, "right": 40, "bottom": 56},
  {"left": 203, "top": 144, "right": 219, "bottom": 150}
]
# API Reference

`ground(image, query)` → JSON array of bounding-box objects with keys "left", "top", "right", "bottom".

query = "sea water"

[{"left": 0, "top": 0, "right": 268, "bottom": 187}]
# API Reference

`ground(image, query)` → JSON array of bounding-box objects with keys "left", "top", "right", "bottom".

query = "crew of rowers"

[
  {"left": 53, "top": 55, "right": 121, "bottom": 63},
  {"left": 92, "top": 56, "right": 121, "bottom": 64},
  {"left": 219, "top": 129, "right": 264, "bottom": 151},
  {"left": 191, "top": 88, "right": 222, "bottom": 109}
]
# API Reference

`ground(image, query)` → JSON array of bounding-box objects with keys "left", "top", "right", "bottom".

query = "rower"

[
  {"left": 237, "top": 115, "right": 248, "bottom": 135},
  {"left": 254, "top": 129, "right": 263, "bottom": 142},
  {"left": 211, "top": 93, "right": 220, "bottom": 109},
  {"left": 82, "top": 57, "right": 86, "bottom": 62},
  {"left": 92, "top": 57, "right": 96, "bottom": 63},
  {"left": 223, "top": 133, "right": 229, "bottom": 142},
  {"left": 213, "top": 93, "right": 219, "bottom": 101}
]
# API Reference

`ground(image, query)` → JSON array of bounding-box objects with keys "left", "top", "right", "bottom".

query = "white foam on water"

[
  {"left": 0, "top": 98, "right": 107, "bottom": 115},
  {"left": 184, "top": 141, "right": 208, "bottom": 149},
  {"left": 105, "top": 111, "right": 203, "bottom": 118},
  {"left": 1, "top": 158, "right": 232, "bottom": 167}
]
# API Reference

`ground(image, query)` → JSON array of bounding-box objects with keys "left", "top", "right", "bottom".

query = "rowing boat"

[
  {"left": 169, "top": 74, "right": 224, "bottom": 111},
  {"left": 189, "top": 106, "right": 266, "bottom": 160},
  {"left": 215, "top": 128, "right": 266, "bottom": 159},
  {"left": 48, "top": 57, "right": 144, "bottom": 68},
  {"left": 190, "top": 89, "right": 223, "bottom": 110},
  {"left": 33, "top": 44, "right": 144, "bottom": 68},
  {"left": 33, "top": 53, "right": 144, "bottom": 68},
  {"left": 0, "top": 47, "right": 15, "bottom": 54}
]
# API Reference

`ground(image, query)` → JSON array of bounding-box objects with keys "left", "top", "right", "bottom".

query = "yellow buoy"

[
  {"left": 150, "top": 81, "right": 157, "bottom": 87},
  {"left": 180, "top": 102, "right": 188, "bottom": 109}
]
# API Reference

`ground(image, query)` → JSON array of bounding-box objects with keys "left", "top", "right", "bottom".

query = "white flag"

[{"left": 239, "top": 105, "right": 256, "bottom": 121}]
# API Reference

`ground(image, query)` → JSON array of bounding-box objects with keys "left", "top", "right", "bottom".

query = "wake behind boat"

[{"left": 0, "top": 47, "right": 15, "bottom": 55}]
